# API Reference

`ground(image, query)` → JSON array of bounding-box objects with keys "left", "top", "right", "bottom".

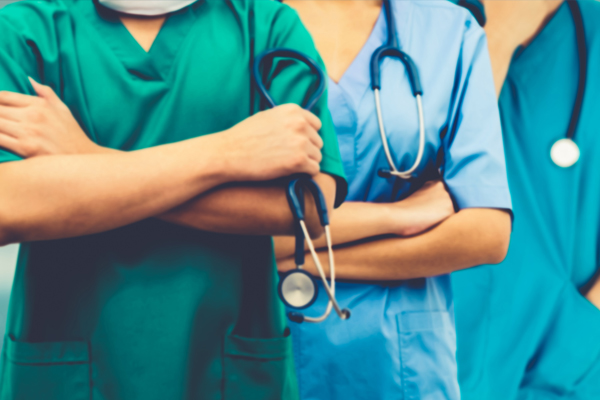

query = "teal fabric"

[
  {"left": 0, "top": 0, "right": 346, "bottom": 398},
  {"left": 453, "top": 1, "right": 600, "bottom": 399}
]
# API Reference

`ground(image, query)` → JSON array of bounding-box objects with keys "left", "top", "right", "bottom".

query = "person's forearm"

[
  {"left": 278, "top": 208, "right": 511, "bottom": 281},
  {"left": 274, "top": 180, "right": 455, "bottom": 259},
  {"left": 0, "top": 136, "right": 228, "bottom": 244},
  {"left": 274, "top": 201, "right": 395, "bottom": 258},
  {"left": 160, "top": 173, "right": 336, "bottom": 237},
  {"left": 58, "top": 143, "right": 337, "bottom": 237}
]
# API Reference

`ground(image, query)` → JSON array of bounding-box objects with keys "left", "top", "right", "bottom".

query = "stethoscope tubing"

[
  {"left": 253, "top": 48, "right": 326, "bottom": 112},
  {"left": 252, "top": 48, "right": 348, "bottom": 323},
  {"left": 371, "top": 0, "right": 426, "bottom": 180},
  {"left": 299, "top": 222, "right": 346, "bottom": 322},
  {"left": 374, "top": 89, "right": 425, "bottom": 179}
]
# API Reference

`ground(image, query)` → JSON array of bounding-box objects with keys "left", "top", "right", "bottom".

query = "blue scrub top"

[
  {"left": 286, "top": 1, "right": 511, "bottom": 399},
  {"left": 453, "top": 2, "right": 600, "bottom": 399}
]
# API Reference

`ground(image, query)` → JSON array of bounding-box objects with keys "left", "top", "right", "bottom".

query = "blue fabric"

[
  {"left": 287, "top": 1, "right": 510, "bottom": 399},
  {"left": 453, "top": 2, "right": 600, "bottom": 399}
]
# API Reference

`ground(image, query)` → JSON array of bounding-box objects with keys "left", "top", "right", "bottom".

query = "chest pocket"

[
  {"left": 0, "top": 336, "right": 91, "bottom": 400},
  {"left": 222, "top": 333, "right": 298, "bottom": 400}
]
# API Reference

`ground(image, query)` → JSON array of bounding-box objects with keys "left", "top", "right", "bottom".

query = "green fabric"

[{"left": 0, "top": 0, "right": 347, "bottom": 399}]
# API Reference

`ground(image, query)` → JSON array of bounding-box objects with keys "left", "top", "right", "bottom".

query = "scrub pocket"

[
  {"left": 0, "top": 335, "right": 91, "bottom": 400},
  {"left": 397, "top": 311, "right": 460, "bottom": 400},
  {"left": 223, "top": 334, "right": 299, "bottom": 400}
]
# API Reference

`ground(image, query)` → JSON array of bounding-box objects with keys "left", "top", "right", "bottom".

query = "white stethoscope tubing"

[
  {"left": 374, "top": 89, "right": 426, "bottom": 179},
  {"left": 299, "top": 222, "right": 346, "bottom": 322}
]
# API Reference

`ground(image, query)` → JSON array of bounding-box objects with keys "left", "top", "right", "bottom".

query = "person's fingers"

[
  {"left": 301, "top": 109, "right": 322, "bottom": 132},
  {"left": 304, "top": 126, "right": 324, "bottom": 149},
  {"left": 305, "top": 139, "right": 323, "bottom": 164},
  {"left": 0, "top": 118, "right": 22, "bottom": 138},
  {"left": 0, "top": 105, "right": 23, "bottom": 122},
  {"left": 303, "top": 158, "right": 320, "bottom": 176},
  {"left": 0, "top": 91, "right": 35, "bottom": 107},
  {"left": 29, "top": 77, "right": 61, "bottom": 106},
  {"left": 0, "top": 132, "right": 21, "bottom": 154}
]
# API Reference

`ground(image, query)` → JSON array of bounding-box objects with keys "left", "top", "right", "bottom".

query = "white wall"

[{"left": 0, "top": 245, "right": 18, "bottom": 343}]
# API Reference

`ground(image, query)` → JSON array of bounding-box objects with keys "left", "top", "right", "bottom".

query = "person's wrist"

[
  {"left": 192, "top": 133, "right": 235, "bottom": 186},
  {"left": 386, "top": 202, "right": 412, "bottom": 236}
]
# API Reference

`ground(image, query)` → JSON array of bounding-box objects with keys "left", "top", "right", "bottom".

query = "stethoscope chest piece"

[
  {"left": 278, "top": 269, "right": 318, "bottom": 309},
  {"left": 551, "top": 138, "right": 580, "bottom": 168}
]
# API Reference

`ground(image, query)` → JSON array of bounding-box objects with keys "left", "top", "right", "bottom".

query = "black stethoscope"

[
  {"left": 252, "top": 49, "right": 351, "bottom": 324},
  {"left": 372, "top": 0, "right": 426, "bottom": 180},
  {"left": 548, "top": 0, "right": 587, "bottom": 168},
  {"left": 462, "top": 0, "right": 587, "bottom": 168}
]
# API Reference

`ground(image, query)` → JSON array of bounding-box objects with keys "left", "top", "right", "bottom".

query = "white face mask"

[{"left": 98, "top": 0, "right": 197, "bottom": 17}]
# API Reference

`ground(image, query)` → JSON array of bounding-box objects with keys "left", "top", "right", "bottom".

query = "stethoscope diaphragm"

[
  {"left": 278, "top": 269, "right": 318, "bottom": 309},
  {"left": 551, "top": 138, "right": 580, "bottom": 168}
]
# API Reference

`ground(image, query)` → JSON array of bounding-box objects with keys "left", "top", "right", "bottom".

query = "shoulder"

[
  {"left": 580, "top": 0, "right": 600, "bottom": 38},
  {"left": 0, "top": 0, "right": 66, "bottom": 21},
  {"left": 241, "top": 0, "right": 315, "bottom": 53},
  {"left": 0, "top": 0, "right": 69, "bottom": 39},
  {"left": 226, "top": 0, "right": 300, "bottom": 24},
  {"left": 394, "top": 0, "right": 485, "bottom": 44}
]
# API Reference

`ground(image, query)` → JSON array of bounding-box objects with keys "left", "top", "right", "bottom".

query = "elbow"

[
  {"left": 483, "top": 215, "right": 512, "bottom": 265},
  {"left": 487, "top": 230, "right": 510, "bottom": 265},
  {"left": 0, "top": 214, "right": 19, "bottom": 247}
]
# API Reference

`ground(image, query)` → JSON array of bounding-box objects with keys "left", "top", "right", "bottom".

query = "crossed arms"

[
  {"left": 0, "top": 81, "right": 336, "bottom": 245},
  {"left": 0, "top": 81, "right": 513, "bottom": 285}
]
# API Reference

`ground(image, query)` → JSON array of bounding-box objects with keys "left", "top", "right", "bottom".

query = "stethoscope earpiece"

[{"left": 341, "top": 309, "right": 351, "bottom": 320}]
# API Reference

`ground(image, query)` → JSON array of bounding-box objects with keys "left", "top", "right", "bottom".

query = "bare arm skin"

[
  {"left": 274, "top": 180, "right": 455, "bottom": 258},
  {"left": 0, "top": 82, "right": 328, "bottom": 244},
  {"left": 161, "top": 173, "right": 336, "bottom": 236},
  {"left": 586, "top": 279, "right": 600, "bottom": 310},
  {"left": 278, "top": 208, "right": 512, "bottom": 281}
]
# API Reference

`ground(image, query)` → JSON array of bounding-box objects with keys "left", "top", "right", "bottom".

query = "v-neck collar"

[
  {"left": 331, "top": 0, "right": 412, "bottom": 104},
  {"left": 73, "top": 0, "right": 202, "bottom": 81},
  {"left": 503, "top": 2, "right": 572, "bottom": 89}
]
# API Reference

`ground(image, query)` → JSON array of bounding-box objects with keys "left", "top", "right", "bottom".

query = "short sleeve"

[
  {"left": 442, "top": 20, "right": 512, "bottom": 214},
  {"left": 255, "top": 4, "right": 348, "bottom": 207}
]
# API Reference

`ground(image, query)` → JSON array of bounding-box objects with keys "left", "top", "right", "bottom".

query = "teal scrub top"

[
  {"left": 0, "top": 1, "right": 347, "bottom": 399},
  {"left": 453, "top": 1, "right": 600, "bottom": 399}
]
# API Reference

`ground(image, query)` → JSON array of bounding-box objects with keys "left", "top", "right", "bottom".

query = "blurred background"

[{"left": 0, "top": 245, "right": 17, "bottom": 358}]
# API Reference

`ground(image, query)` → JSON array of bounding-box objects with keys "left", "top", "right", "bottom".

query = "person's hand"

[
  {"left": 391, "top": 180, "right": 455, "bottom": 237},
  {"left": 216, "top": 103, "right": 323, "bottom": 181},
  {"left": 0, "top": 78, "right": 99, "bottom": 158}
]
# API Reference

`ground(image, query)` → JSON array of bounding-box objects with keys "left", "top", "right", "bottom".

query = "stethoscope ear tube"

[
  {"left": 253, "top": 48, "right": 326, "bottom": 111},
  {"left": 371, "top": 0, "right": 426, "bottom": 182},
  {"left": 370, "top": 47, "right": 423, "bottom": 96}
]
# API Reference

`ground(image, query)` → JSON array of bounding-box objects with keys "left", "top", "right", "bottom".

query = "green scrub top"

[
  {"left": 0, "top": 1, "right": 347, "bottom": 399},
  {"left": 453, "top": 1, "right": 600, "bottom": 399}
]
